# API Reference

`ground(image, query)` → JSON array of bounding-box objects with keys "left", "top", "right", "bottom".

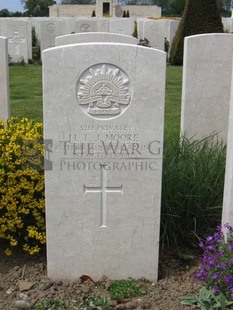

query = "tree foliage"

[
  {"left": 21, "top": 0, "right": 56, "bottom": 16},
  {"left": 0, "top": 9, "right": 24, "bottom": 17},
  {"left": 169, "top": 0, "right": 224, "bottom": 65},
  {"left": 61, "top": 0, "right": 94, "bottom": 3},
  {"left": 152, "top": 0, "right": 231, "bottom": 16}
]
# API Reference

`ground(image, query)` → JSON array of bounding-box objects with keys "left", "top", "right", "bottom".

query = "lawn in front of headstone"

[{"left": 9, "top": 64, "right": 42, "bottom": 122}]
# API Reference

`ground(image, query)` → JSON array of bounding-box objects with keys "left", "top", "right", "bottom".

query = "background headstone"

[
  {"left": 138, "top": 20, "right": 166, "bottom": 50},
  {"left": 222, "top": 59, "right": 233, "bottom": 229},
  {"left": 109, "top": 18, "right": 134, "bottom": 36},
  {"left": 55, "top": 32, "right": 138, "bottom": 46},
  {"left": 2, "top": 19, "right": 29, "bottom": 63},
  {"left": 222, "top": 17, "right": 233, "bottom": 33},
  {"left": 40, "top": 19, "right": 63, "bottom": 52},
  {"left": 43, "top": 42, "right": 166, "bottom": 281},
  {"left": 74, "top": 19, "right": 98, "bottom": 33},
  {"left": 97, "top": 18, "right": 110, "bottom": 32},
  {"left": 0, "top": 37, "right": 10, "bottom": 121},
  {"left": 181, "top": 34, "right": 233, "bottom": 142}
]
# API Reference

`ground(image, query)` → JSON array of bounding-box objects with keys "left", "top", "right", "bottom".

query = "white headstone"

[
  {"left": 31, "top": 17, "right": 49, "bottom": 44},
  {"left": 109, "top": 18, "right": 134, "bottom": 36},
  {"left": 137, "top": 18, "right": 147, "bottom": 40},
  {"left": 17, "top": 17, "right": 33, "bottom": 60},
  {"left": 55, "top": 32, "right": 138, "bottom": 46},
  {"left": 222, "top": 60, "right": 233, "bottom": 228},
  {"left": 0, "top": 37, "right": 10, "bottom": 121},
  {"left": 74, "top": 19, "right": 98, "bottom": 33},
  {"left": 181, "top": 34, "right": 233, "bottom": 142},
  {"left": 43, "top": 42, "right": 166, "bottom": 281},
  {"left": 222, "top": 17, "right": 233, "bottom": 33},
  {"left": 2, "top": 20, "right": 29, "bottom": 63},
  {"left": 168, "top": 20, "right": 179, "bottom": 50},
  {"left": 138, "top": 20, "right": 166, "bottom": 50},
  {"left": 97, "top": 18, "right": 109, "bottom": 32},
  {"left": 40, "top": 19, "right": 63, "bottom": 52}
]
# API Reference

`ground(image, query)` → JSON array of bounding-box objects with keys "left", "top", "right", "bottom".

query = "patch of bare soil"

[{"left": 0, "top": 248, "right": 202, "bottom": 310}]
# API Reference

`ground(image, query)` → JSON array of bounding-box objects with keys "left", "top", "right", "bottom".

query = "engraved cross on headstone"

[
  {"left": 8, "top": 30, "right": 26, "bottom": 55},
  {"left": 84, "top": 165, "right": 123, "bottom": 227}
]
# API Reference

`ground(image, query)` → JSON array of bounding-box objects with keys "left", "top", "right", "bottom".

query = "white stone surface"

[
  {"left": 74, "top": 19, "right": 98, "bottom": 33},
  {"left": 222, "top": 61, "right": 233, "bottom": 229},
  {"left": 49, "top": 3, "right": 161, "bottom": 18},
  {"left": 138, "top": 20, "right": 165, "bottom": 50},
  {"left": 55, "top": 32, "right": 138, "bottom": 46},
  {"left": 137, "top": 19, "right": 179, "bottom": 52},
  {"left": 17, "top": 17, "right": 33, "bottom": 59},
  {"left": 116, "top": 5, "right": 161, "bottom": 18},
  {"left": 31, "top": 17, "right": 49, "bottom": 44},
  {"left": 0, "top": 37, "right": 10, "bottom": 121},
  {"left": 168, "top": 20, "right": 179, "bottom": 49},
  {"left": 43, "top": 42, "right": 166, "bottom": 281},
  {"left": 40, "top": 19, "right": 63, "bottom": 52},
  {"left": 109, "top": 18, "right": 134, "bottom": 36},
  {"left": 97, "top": 18, "right": 110, "bottom": 32},
  {"left": 137, "top": 18, "right": 147, "bottom": 40},
  {"left": 181, "top": 34, "right": 233, "bottom": 142},
  {"left": 1, "top": 19, "right": 29, "bottom": 63},
  {"left": 222, "top": 17, "right": 233, "bottom": 33}
]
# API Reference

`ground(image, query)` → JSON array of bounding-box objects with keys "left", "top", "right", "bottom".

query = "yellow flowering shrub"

[{"left": 0, "top": 118, "right": 45, "bottom": 256}]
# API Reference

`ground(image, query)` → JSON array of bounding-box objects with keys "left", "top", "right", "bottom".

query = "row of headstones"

[
  {"left": 0, "top": 17, "right": 180, "bottom": 63},
  {"left": 1, "top": 16, "right": 232, "bottom": 64},
  {"left": 1, "top": 32, "right": 233, "bottom": 281},
  {"left": 42, "top": 33, "right": 233, "bottom": 281},
  {"left": 2, "top": 30, "right": 233, "bottom": 141}
]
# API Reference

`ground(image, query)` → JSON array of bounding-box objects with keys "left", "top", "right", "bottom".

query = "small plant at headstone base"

[
  {"left": 108, "top": 278, "right": 148, "bottom": 299},
  {"left": 0, "top": 117, "right": 45, "bottom": 256},
  {"left": 180, "top": 224, "right": 233, "bottom": 309},
  {"left": 180, "top": 286, "right": 233, "bottom": 309},
  {"left": 126, "top": 10, "right": 130, "bottom": 17},
  {"left": 123, "top": 10, "right": 126, "bottom": 17},
  {"left": 82, "top": 295, "right": 109, "bottom": 309},
  {"left": 35, "top": 298, "right": 66, "bottom": 310}
]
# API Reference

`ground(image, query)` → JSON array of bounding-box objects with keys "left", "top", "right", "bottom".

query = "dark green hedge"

[{"left": 169, "top": 0, "right": 224, "bottom": 65}]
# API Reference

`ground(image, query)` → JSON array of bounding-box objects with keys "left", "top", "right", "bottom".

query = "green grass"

[
  {"left": 9, "top": 64, "right": 43, "bottom": 123},
  {"left": 165, "top": 65, "right": 183, "bottom": 139},
  {"left": 9, "top": 64, "right": 183, "bottom": 138}
]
